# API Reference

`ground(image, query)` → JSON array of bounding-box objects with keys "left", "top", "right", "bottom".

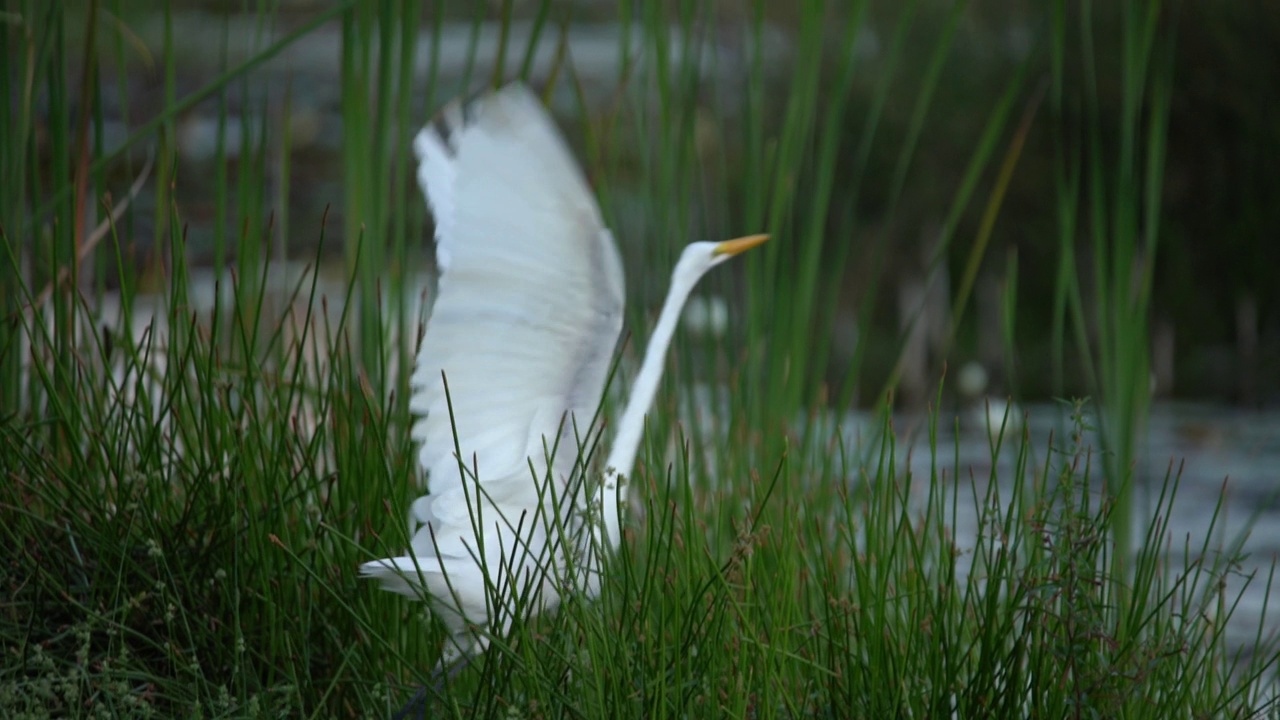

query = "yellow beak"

[{"left": 713, "top": 233, "right": 770, "bottom": 256}]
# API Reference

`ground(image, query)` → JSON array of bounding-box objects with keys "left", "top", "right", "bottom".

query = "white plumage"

[{"left": 361, "top": 82, "right": 767, "bottom": 669}]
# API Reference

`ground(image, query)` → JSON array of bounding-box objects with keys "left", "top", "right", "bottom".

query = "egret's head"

[{"left": 677, "top": 234, "right": 769, "bottom": 278}]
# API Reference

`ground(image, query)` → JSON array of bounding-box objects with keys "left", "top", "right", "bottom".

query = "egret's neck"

[
  {"left": 603, "top": 270, "right": 699, "bottom": 492},
  {"left": 591, "top": 267, "right": 701, "bottom": 543}
]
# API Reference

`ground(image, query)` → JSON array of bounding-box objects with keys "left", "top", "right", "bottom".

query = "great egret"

[{"left": 361, "top": 82, "right": 767, "bottom": 685}]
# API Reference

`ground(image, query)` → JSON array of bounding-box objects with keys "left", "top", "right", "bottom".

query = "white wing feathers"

[
  {"left": 411, "top": 83, "right": 623, "bottom": 508},
  {"left": 362, "top": 84, "right": 624, "bottom": 641}
]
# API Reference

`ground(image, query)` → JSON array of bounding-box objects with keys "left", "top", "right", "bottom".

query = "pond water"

[{"left": 872, "top": 401, "right": 1280, "bottom": 665}]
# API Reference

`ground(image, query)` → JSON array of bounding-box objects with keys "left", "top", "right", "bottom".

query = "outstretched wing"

[{"left": 409, "top": 83, "right": 625, "bottom": 532}]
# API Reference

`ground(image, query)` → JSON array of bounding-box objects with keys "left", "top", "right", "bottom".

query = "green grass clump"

[
  {"left": 0, "top": 245, "right": 409, "bottom": 717},
  {"left": 2, "top": 1, "right": 1277, "bottom": 718},
  {"left": 4, "top": 355, "right": 1276, "bottom": 717}
]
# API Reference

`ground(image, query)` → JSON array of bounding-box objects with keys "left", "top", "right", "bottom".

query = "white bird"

[{"left": 360, "top": 83, "right": 766, "bottom": 684}]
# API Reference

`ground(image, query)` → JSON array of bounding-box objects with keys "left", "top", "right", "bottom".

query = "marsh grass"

[
  {"left": 1046, "top": 0, "right": 1173, "bottom": 594},
  {"left": 1, "top": 1, "right": 1277, "bottom": 718}
]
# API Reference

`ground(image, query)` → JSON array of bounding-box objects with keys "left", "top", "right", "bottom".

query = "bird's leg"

[
  {"left": 389, "top": 655, "right": 472, "bottom": 720},
  {"left": 389, "top": 685, "right": 427, "bottom": 720}
]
